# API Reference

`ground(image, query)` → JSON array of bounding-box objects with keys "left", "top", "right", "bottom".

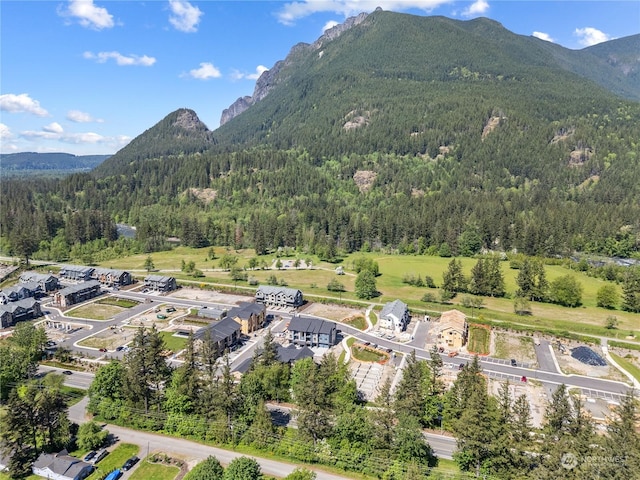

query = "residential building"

[
  {"left": 32, "top": 449, "right": 93, "bottom": 480},
  {"left": 194, "top": 316, "right": 241, "bottom": 357},
  {"left": 436, "top": 309, "right": 468, "bottom": 350},
  {"left": 0, "top": 284, "right": 33, "bottom": 303},
  {"left": 54, "top": 281, "right": 101, "bottom": 308},
  {"left": 379, "top": 299, "right": 410, "bottom": 332},
  {"left": 255, "top": 285, "right": 303, "bottom": 308},
  {"left": 197, "top": 307, "right": 227, "bottom": 321},
  {"left": 288, "top": 316, "right": 337, "bottom": 348},
  {"left": 144, "top": 275, "right": 177, "bottom": 292},
  {"left": 0, "top": 298, "right": 42, "bottom": 328},
  {"left": 227, "top": 301, "right": 266, "bottom": 335},
  {"left": 235, "top": 343, "right": 315, "bottom": 374},
  {"left": 91, "top": 268, "right": 133, "bottom": 287},
  {"left": 20, "top": 271, "right": 59, "bottom": 292},
  {"left": 59, "top": 265, "right": 95, "bottom": 282}
]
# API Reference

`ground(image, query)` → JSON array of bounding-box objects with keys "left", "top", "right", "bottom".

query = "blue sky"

[{"left": 1, "top": 0, "right": 638, "bottom": 156}]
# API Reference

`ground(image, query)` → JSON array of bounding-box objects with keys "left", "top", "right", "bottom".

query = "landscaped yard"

[
  {"left": 351, "top": 343, "right": 389, "bottom": 363},
  {"left": 468, "top": 324, "right": 491, "bottom": 355},
  {"left": 159, "top": 330, "right": 188, "bottom": 353},
  {"left": 129, "top": 460, "right": 180, "bottom": 480}
]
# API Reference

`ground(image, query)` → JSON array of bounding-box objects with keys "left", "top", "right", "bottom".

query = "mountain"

[
  {"left": 0, "top": 152, "right": 110, "bottom": 176},
  {"left": 94, "top": 108, "right": 216, "bottom": 177},
  {"left": 213, "top": 11, "right": 639, "bottom": 153},
  {"left": 2, "top": 11, "right": 639, "bottom": 261}
]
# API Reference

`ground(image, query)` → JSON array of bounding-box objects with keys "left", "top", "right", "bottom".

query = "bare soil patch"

[
  {"left": 493, "top": 332, "right": 537, "bottom": 364},
  {"left": 302, "top": 302, "right": 364, "bottom": 322},
  {"left": 168, "top": 287, "right": 252, "bottom": 305},
  {"left": 554, "top": 342, "right": 626, "bottom": 381}
]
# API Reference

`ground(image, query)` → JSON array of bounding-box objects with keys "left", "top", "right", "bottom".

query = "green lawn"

[
  {"left": 96, "top": 297, "right": 139, "bottom": 308},
  {"left": 87, "top": 443, "right": 139, "bottom": 480},
  {"left": 130, "top": 460, "right": 180, "bottom": 480},
  {"left": 351, "top": 344, "right": 389, "bottom": 363},
  {"left": 159, "top": 331, "right": 188, "bottom": 353},
  {"left": 468, "top": 325, "right": 491, "bottom": 355},
  {"left": 610, "top": 352, "right": 640, "bottom": 383},
  {"left": 344, "top": 315, "right": 367, "bottom": 330},
  {"left": 65, "top": 303, "right": 124, "bottom": 320}
]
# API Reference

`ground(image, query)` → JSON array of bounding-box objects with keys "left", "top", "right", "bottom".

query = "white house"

[
  {"left": 32, "top": 450, "right": 93, "bottom": 480},
  {"left": 379, "top": 299, "right": 410, "bottom": 332}
]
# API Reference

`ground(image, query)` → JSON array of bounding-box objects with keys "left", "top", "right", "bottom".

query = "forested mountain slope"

[{"left": 1, "top": 11, "right": 639, "bottom": 261}]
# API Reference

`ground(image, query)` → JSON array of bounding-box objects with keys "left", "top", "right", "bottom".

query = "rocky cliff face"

[{"left": 220, "top": 11, "right": 371, "bottom": 125}]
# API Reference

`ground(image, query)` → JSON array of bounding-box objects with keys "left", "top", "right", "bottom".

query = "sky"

[{"left": 1, "top": 0, "right": 638, "bottom": 156}]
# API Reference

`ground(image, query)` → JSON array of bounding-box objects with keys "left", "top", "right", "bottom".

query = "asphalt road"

[{"left": 67, "top": 397, "right": 350, "bottom": 480}]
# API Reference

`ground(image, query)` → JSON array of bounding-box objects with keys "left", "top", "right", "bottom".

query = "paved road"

[{"left": 67, "top": 397, "right": 350, "bottom": 480}]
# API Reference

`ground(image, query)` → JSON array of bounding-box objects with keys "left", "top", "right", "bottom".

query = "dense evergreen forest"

[{"left": 1, "top": 12, "right": 639, "bottom": 262}]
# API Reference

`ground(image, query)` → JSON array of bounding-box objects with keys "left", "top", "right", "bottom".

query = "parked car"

[
  {"left": 116, "top": 346, "right": 124, "bottom": 351},
  {"left": 448, "top": 351, "right": 458, "bottom": 357},
  {"left": 510, "top": 358, "right": 517, "bottom": 367},
  {"left": 166, "top": 307, "right": 176, "bottom": 312},
  {"left": 99, "top": 348, "right": 107, "bottom": 352},
  {"left": 156, "top": 314, "right": 167, "bottom": 319},
  {"left": 521, "top": 376, "right": 528, "bottom": 383},
  {"left": 93, "top": 449, "right": 108, "bottom": 464},
  {"left": 83, "top": 451, "right": 96, "bottom": 462},
  {"left": 122, "top": 456, "right": 139, "bottom": 471},
  {"left": 459, "top": 363, "right": 465, "bottom": 370},
  {"left": 62, "top": 370, "right": 73, "bottom": 375}
]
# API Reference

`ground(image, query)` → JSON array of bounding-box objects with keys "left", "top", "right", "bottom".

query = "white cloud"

[
  {"left": 277, "top": 0, "right": 449, "bottom": 25},
  {"left": 169, "top": 0, "right": 203, "bottom": 33},
  {"left": 231, "top": 65, "right": 269, "bottom": 81},
  {"left": 532, "top": 31, "right": 554, "bottom": 43},
  {"left": 67, "top": 110, "right": 103, "bottom": 123},
  {"left": 186, "top": 62, "right": 222, "bottom": 80},
  {"left": 84, "top": 51, "right": 156, "bottom": 66},
  {"left": 0, "top": 93, "right": 49, "bottom": 117},
  {"left": 0, "top": 123, "right": 12, "bottom": 139},
  {"left": 574, "top": 27, "right": 611, "bottom": 47},
  {"left": 461, "top": 0, "right": 489, "bottom": 17},
  {"left": 323, "top": 20, "right": 340, "bottom": 33},
  {"left": 59, "top": 0, "right": 115, "bottom": 30},
  {"left": 43, "top": 122, "right": 64, "bottom": 134}
]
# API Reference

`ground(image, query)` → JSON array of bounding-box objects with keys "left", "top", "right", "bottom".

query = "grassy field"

[
  {"left": 96, "top": 297, "right": 139, "bottom": 308},
  {"left": 343, "top": 314, "right": 367, "bottom": 330},
  {"left": 159, "top": 330, "right": 188, "bottom": 353},
  {"left": 468, "top": 325, "right": 491, "bottom": 355},
  {"left": 130, "top": 460, "right": 180, "bottom": 480},
  {"left": 66, "top": 303, "right": 125, "bottom": 321},
  {"left": 87, "top": 443, "right": 139, "bottom": 480},
  {"left": 610, "top": 352, "right": 640, "bottom": 383},
  {"left": 99, "top": 248, "right": 640, "bottom": 340}
]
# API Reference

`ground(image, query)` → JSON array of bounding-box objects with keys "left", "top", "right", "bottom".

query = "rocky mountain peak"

[
  {"left": 220, "top": 11, "right": 371, "bottom": 125},
  {"left": 173, "top": 108, "right": 208, "bottom": 131}
]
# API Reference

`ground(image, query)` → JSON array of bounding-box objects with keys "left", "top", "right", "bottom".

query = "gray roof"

[
  {"left": 276, "top": 344, "right": 315, "bottom": 363},
  {"left": 20, "top": 271, "right": 56, "bottom": 283},
  {"left": 93, "top": 267, "right": 128, "bottom": 277},
  {"left": 32, "top": 450, "right": 92, "bottom": 479},
  {"left": 194, "top": 316, "right": 240, "bottom": 342},
  {"left": 0, "top": 298, "right": 38, "bottom": 313},
  {"left": 380, "top": 299, "right": 408, "bottom": 319},
  {"left": 228, "top": 301, "right": 264, "bottom": 320},
  {"left": 60, "top": 265, "right": 95, "bottom": 275},
  {"left": 145, "top": 275, "right": 175, "bottom": 283},
  {"left": 235, "top": 344, "right": 314, "bottom": 374},
  {"left": 288, "top": 316, "right": 336, "bottom": 335},
  {"left": 57, "top": 280, "right": 100, "bottom": 296},
  {"left": 256, "top": 285, "right": 302, "bottom": 297}
]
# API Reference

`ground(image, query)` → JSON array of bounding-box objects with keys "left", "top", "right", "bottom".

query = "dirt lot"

[
  {"left": 488, "top": 377, "right": 547, "bottom": 428},
  {"left": 301, "top": 302, "right": 364, "bottom": 321},
  {"left": 554, "top": 342, "right": 627, "bottom": 382},
  {"left": 492, "top": 332, "right": 537, "bottom": 364},
  {"left": 168, "top": 287, "right": 252, "bottom": 306}
]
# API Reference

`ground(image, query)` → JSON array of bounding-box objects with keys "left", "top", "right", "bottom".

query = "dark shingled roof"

[
  {"left": 288, "top": 316, "right": 336, "bottom": 334},
  {"left": 194, "top": 316, "right": 240, "bottom": 342}
]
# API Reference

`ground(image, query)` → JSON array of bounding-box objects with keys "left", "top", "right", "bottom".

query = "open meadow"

[{"left": 100, "top": 247, "right": 640, "bottom": 341}]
